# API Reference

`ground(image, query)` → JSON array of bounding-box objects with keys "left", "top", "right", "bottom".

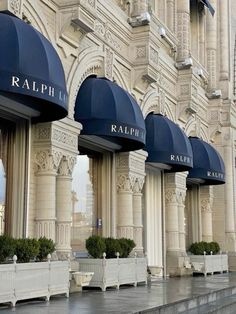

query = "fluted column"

[
  {"left": 116, "top": 151, "right": 147, "bottom": 245},
  {"left": 206, "top": 0, "right": 217, "bottom": 92},
  {"left": 117, "top": 174, "right": 134, "bottom": 239},
  {"left": 176, "top": 0, "right": 190, "bottom": 62},
  {"left": 167, "top": 0, "right": 175, "bottom": 33},
  {"left": 133, "top": 177, "right": 145, "bottom": 255},
  {"left": 224, "top": 132, "right": 236, "bottom": 251},
  {"left": 131, "top": 0, "right": 148, "bottom": 17},
  {"left": 219, "top": 0, "right": 229, "bottom": 81},
  {"left": 178, "top": 190, "right": 187, "bottom": 253},
  {"left": 35, "top": 150, "right": 62, "bottom": 241},
  {"left": 165, "top": 187, "right": 180, "bottom": 253},
  {"left": 56, "top": 156, "right": 76, "bottom": 259},
  {"left": 200, "top": 186, "right": 213, "bottom": 242}
]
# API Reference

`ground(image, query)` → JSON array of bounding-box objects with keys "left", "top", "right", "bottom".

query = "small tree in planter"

[
  {"left": 0, "top": 235, "right": 15, "bottom": 263},
  {"left": 37, "top": 237, "right": 56, "bottom": 261},
  {"left": 79, "top": 236, "right": 147, "bottom": 291},
  {"left": 15, "top": 238, "right": 40, "bottom": 263},
  {"left": 188, "top": 241, "right": 228, "bottom": 276}
]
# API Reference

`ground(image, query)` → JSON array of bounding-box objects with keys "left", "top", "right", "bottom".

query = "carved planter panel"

[
  {"left": 0, "top": 261, "right": 70, "bottom": 306},
  {"left": 78, "top": 257, "right": 147, "bottom": 291},
  {"left": 190, "top": 254, "right": 228, "bottom": 276}
]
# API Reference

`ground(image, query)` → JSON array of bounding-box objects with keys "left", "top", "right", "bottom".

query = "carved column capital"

[
  {"left": 165, "top": 189, "right": 177, "bottom": 203},
  {"left": 117, "top": 174, "right": 135, "bottom": 192},
  {"left": 133, "top": 177, "right": 145, "bottom": 194},
  {"left": 58, "top": 155, "right": 77, "bottom": 176},
  {"left": 35, "top": 149, "right": 63, "bottom": 173},
  {"left": 0, "top": 0, "right": 23, "bottom": 18}
]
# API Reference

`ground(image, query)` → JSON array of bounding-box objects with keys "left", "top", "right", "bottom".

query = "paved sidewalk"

[{"left": 1, "top": 273, "right": 236, "bottom": 313}]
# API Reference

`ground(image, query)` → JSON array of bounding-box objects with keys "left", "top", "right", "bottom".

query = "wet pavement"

[{"left": 1, "top": 273, "right": 236, "bottom": 313}]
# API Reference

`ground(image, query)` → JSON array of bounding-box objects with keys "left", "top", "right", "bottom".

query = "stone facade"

[{"left": 1, "top": 0, "right": 236, "bottom": 275}]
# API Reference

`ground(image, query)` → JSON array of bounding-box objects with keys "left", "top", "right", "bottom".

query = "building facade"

[{"left": 0, "top": 0, "right": 235, "bottom": 276}]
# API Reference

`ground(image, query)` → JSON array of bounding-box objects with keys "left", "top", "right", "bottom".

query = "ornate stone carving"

[
  {"left": 94, "top": 22, "right": 122, "bottom": 51},
  {"left": 105, "top": 47, "right": 114, "bottom": 80},
  {"left": 10, "top": 0, "right": 21, "bottom": 15},
  {"left": 35, "top": 150, "right": 62, "bottom": 173},
  {"left": 58, "top": 156, "right": 77, "bottom": 176},
  {"left": 136, "top": 46, "right": 146, "bottom": 59},
  {"left": 150, "top": 47, "right": 158, "bottom": 65},
  {"left": 133, "top": 177, "right": 144, "bottom": 193},
  {"left": 35, "top": 125, "right": 51, "bottom": 140},
  {"left": 201, "top": 199, "right": 212, "bottom": 213},
  {"left": 165, "top": 190, "right": 177, "bottom": 203},
  {"left": 117, "top": 174, "right": 135, "bottom": 192},
  {"left": 52, "top": 129, "right": 77, "bottom": 149}
]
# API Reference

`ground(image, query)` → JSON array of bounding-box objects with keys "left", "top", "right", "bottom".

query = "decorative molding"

[
  {"left": 165, "top": 189, "right": 177, "bottom": 203},
  {"left": 52, "top": 128, "right": 77, "bottom": 150},
  {"left": 94, "top": 22, "right": 122, "bottom": 51},
  {"left": 105, "top": 47, "right": 114, "bottom": 80},
  {"left": 0, "top": 0, "right": 23, "bottom": 17},
  {"left": 58, "top": 155, "right": 77, "bottom": 176},
  {"left": 35, "top": 150, "right": 62, "bottom": 173},
  {"left": 117, "top": 174, "right": 135, "bottom": 192},
  {"left": 133, "top": 177, "right": 145, "bottom": 193}
]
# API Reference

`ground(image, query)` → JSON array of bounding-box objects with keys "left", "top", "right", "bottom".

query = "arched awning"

[
  {"left": 0, "top": 12, "right": 68, "bottom": 122},
  {"left": 74, "top": 77, "right": 146, "bottom": 152},
  {"left": 145, "top": 114, "right": 193, "bottom": 172},
  {"left": 187, "top": 137, "right": 225, "bottom": 185}
]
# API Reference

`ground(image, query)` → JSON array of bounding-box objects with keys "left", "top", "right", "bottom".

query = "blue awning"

[
  {"left": 187, "top": 137, "right": 225, "bottom": 185},
  {"left": 0, "top": 12, "right": 68, "bottom": 122},
  {"left": 200, "top": 0, "right": 215, "bottom": 16},
  {"left": 145, "top": 114, "right": 193, "bottom": 172},
  {"left": 74, "top": 77, "right": 146, "bottom": 152}
]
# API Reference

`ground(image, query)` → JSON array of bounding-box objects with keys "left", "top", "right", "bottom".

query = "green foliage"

[
  {"left": 15, "top": 238, "right": 40, "bottom": 263},
  {"left": 86, "top": 235, "right": 106, "bottom": 258},
  {"left": 118, "top": 238, "right": 136, "bottom": 258},
  {"left": 188, "top": 241, "right": 220, "bottom": 255},
  {"left": 0, "top": 235, "right": 15, "bottom": 263},
  {"left": 85, "top": 235, "right": 136, "bottom": 259},
  {"left": 104, "top": 238, "right": 121, "bottom": 258},
  {"left": 37, "top": 237, "right": 56, "bottom": 261}
]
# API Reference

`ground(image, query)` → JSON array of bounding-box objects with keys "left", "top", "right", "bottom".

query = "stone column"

[
  {"left": 116, "top": 150, "right": 147, "bottom": 246},
  {"left": 35, "top": 150, "right": 62, "bottom": 241},
  {"left": 133, "top": 177, "right": 145, "bottom": 256},
  {"left": 56, "top": 156, "right": 76, "bottom": 259},
  {"left": 176, "top": 0, "right": 190, "bottom": 62},
  {"left": 131, "top": 0, "right": 148, "bottom": 17},
  {"left": 206, "top": 0, "right": 217, "bottom": 92},
  {"left": 219, "top": 0, "right": 229, "bottom": 81},
  {"left": 165, "top": 186, "right": 180, "bottom": 254},
  {"left": 117, "top": 174, "right": 134, "bottom": 239},
  {"left": 200, "top": 186, "right": 213, "bottom": 242},
  {"left": 167, "top": 0, "right": 175, "bottom": 33},
  {"left": 165, "top": 172, "right": 190, "bottom": 276},
  {"left": 178, "top": 191, "right": 186, "bottom": 254},
  {"left": 224, "top": 132, "right": 236, "bottom": 251}
]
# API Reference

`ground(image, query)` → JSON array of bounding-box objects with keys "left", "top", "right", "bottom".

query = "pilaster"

[
  {"left": 165, "top": 172, "right": 190, "bottom": 276},
  {"left": 176, "top": 0, "right": 190, "bottom": 62},
  {"left": 116, "top": 150, "right": 147, "bottom": 253},
  {"left": 200, "top": 186, "right": 213, "bottom": 242},
  {"left": 32, "top": 119, "right": 81, "bottom": 252}
]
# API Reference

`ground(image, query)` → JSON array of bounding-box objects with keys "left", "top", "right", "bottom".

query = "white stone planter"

[
  {"left": 78, "top": 256, "right": 147, "bottom": 291},
  {"left": 190, "top": 253, "right": 228, "bottom": 276},
  {"left": 0, "top": 257, "right": 70, "bottom": 307}
]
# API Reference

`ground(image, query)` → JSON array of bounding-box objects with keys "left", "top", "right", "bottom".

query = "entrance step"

[{"left": 137, "top": 286, "right": 236, "bottom": 314}]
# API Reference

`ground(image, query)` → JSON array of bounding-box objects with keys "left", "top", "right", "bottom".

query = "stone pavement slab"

[{"left": 1, "top": 273, "right": 236, "bottom": 313}]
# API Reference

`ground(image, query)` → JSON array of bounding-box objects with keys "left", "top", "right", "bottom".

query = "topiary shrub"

[
  {"left": 86, "top": 235, "right": 106, "bottom": 258},
  {"left": 0, "top": 235, "right": 16, "bottom": 263},
  {"left": 15, "top": 238, "right": 40, "bottom": 263},
  {"left": 37, "top": 237, "right": 56, "bottom": 261},
  {"left": 208, "top": 241, "right": 220, "bottom": 255},
  {"left": 104, "top": 238, "right": 121, "bottom": 258},
  {"left": 188, "top": 241, "right": 220, "bottom": 255},
  {"left": 118, "top": 238, "right": 136, "bottom": 258}
]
